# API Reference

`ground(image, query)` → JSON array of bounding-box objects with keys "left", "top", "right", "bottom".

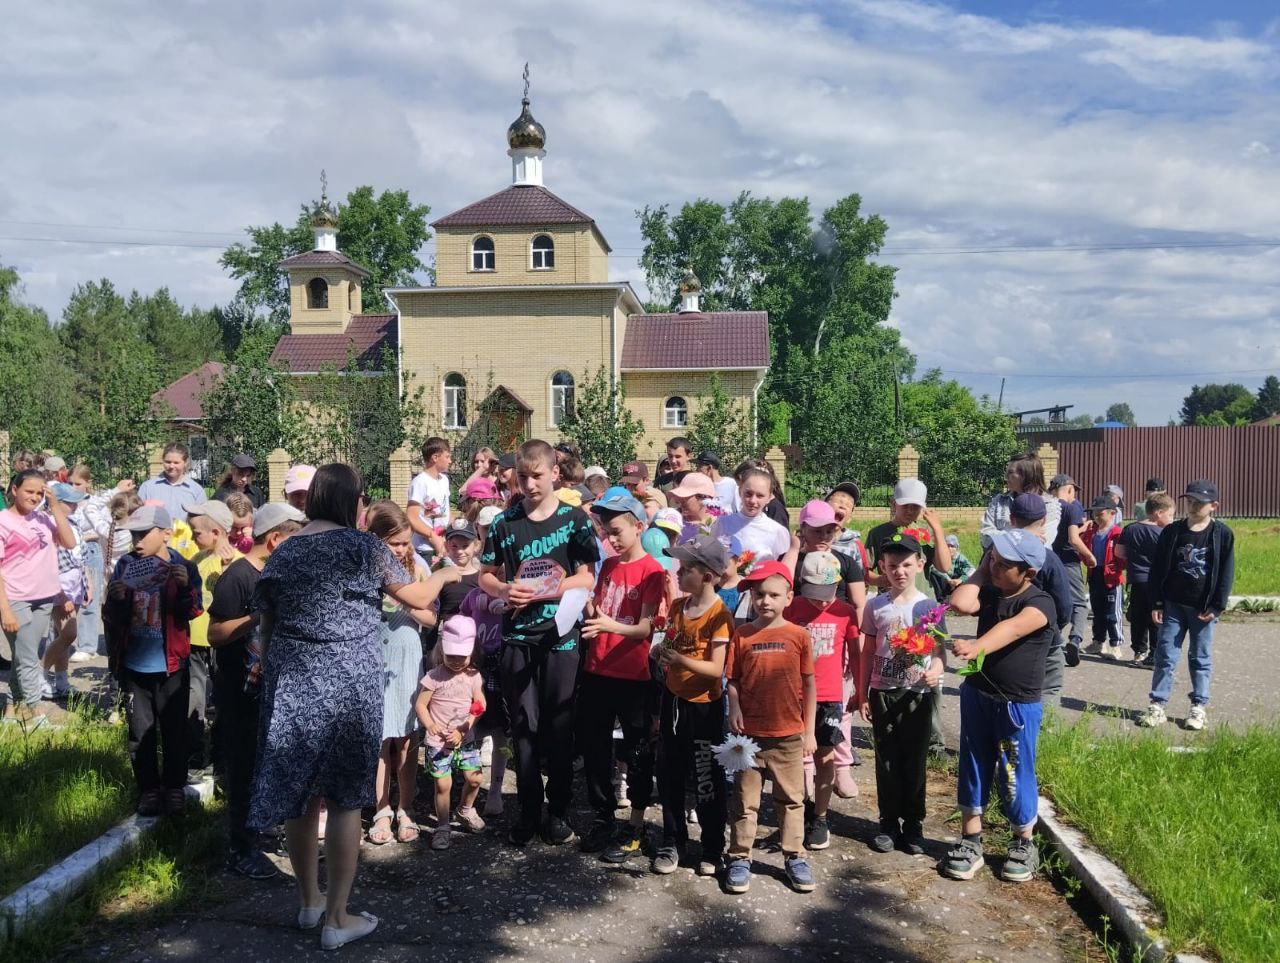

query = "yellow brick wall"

[
  {"left": 287, "top": 269, "right": 358, "bottom": 334},
  {"left": 622, "top": 370, "right": 759, "bottom": 453},
  {"left": 398, "top": 288, "right": 622, "bottom": 438},
  {"left": 434, "top": 225, "right": 608, "bottom": 287}
]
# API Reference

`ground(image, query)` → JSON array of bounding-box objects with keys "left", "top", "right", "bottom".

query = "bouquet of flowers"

[
  {"left": 735, "top": 550, "right": 758, "bottom": 578},
  {"left": 712, "top": 733, "right": 761, "bottom": 774},
  {"left": 888, "top": 603, "right": 950, "bottom": 667},
  {"left": 889, "top": 523, "right": 934, "bottom": 547}
]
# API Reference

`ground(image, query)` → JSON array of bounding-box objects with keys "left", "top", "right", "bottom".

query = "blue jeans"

[
  {"left": 957, "top": 684, "right": 1042, "bottom": 833},
  {"left": 80, "top": 541, "right": 105, "bottom": 654},
  {"left": 1149, "top": 602, "right": 1216, "bottom": 707}
]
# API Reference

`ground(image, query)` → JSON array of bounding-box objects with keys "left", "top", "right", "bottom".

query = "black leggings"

[
  {"left": 870, "top": 687, "right": 931, "bottom": 832},
  {"left": 659, "top": 691, "right": 727, "bottom": 855}
]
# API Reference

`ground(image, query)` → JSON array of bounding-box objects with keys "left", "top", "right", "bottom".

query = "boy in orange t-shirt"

[{"left": 724, "top": 561, "right": 817, "bottom": 895}]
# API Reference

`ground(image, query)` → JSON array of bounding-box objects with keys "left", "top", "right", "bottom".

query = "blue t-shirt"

[
  {"left": 119, "top": 554, "right": 171, "bottom": 673},
  {"left": 1053, "top": 499, "right": 1085, "bottom": 564},
  {"left": 716, "top": 586, "right": 742, "bottom": 616},
  {"left": 1118, "top": 521, "right": 1164, "bottom": 584}
]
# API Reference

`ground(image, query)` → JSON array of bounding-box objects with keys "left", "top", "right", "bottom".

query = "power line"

[
  {"left": 0, "top": 219, "right": 244, "bottom": 238},
  {"left": 932, "top": 367, "right": 1277, "bottom": 380}
]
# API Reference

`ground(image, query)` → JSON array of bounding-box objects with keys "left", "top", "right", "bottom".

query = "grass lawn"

[
  {"left": 0, "top": 713, "right": 134, "bottom": 894},
  {"left": 1038, "top": 716, "right": 1280, "bottom": 962}
]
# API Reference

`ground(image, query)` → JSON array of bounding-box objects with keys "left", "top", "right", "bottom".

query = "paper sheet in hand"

[{"left": 555, "top": 587, "right": 590, "bottom": 636}]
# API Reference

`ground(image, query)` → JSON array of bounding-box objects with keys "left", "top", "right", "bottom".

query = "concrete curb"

[
  {"left": 1037, "top": 795, "right": 1211, "bottom": 963},
  {"left": 0, "top": 776, "right": 214, "bottom": 942}
]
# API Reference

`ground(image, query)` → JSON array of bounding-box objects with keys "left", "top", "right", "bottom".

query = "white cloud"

[{"left": 0, "top": 0, "right": 1277, "bottom": 423}]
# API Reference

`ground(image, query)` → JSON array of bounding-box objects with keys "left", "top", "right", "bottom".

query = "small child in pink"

[{"left": 414, "top": 615, "right": 486, "bottom": 850}]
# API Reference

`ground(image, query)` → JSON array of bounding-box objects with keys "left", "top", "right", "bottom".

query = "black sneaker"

[
  {"left": 136, "top": 789, "right": 162, "bottom": 818},
  {"left": 508, "top": 821, "right": 538, "bottom": 847},
  {"left": 651, "top": 844, "right": 680, "bottom": 875},
  {"left": 897, "top": 829, "right": 926, "bottom": 856},
  {"left": 805, "top": 816, "right": 830, "bottom": 850},
  {"left": 542, "top": 815, "right": 576, "bottom": 846},
  {"left": 1141, "top": 651, "right": 1156, "bottom": 668},
  {"left": 1064, "top": 640, "right": 1081, "bottom": 667},
  {"left": 870, "top": 831, "right": 897, "bottom": 853},
  {"left": 228, "top": 849, "right": 278, "bottom": 880},
  {"left": 1131, "top": 647, "right": 1149, "bottom": 665},
  {"left": 601, "top": 825, "right": 644, "bottom": 864},
  {"left": 579, "top": 817, "right": 615, "bottom": 853}
]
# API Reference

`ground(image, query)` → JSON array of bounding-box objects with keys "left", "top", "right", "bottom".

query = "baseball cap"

[
  {"left": 124, "top": 505, "right": 172, "bottom": 533},
  {"left": 497, "top": 453, "right": 516, "bottom": 471},
  {"left": 669, "top": 472, "right": 716, "bottom": 500},
  {"left": 652, "top": 508, "right": 683, "bottom": 537},
  {"left": 592, "top": 491, "right": 647, "bottom": 522},
  {"left": 1089, "top": 495, "right": 1116, "bottom": 511},
  {"left": 230, "top": 453, "right": 256, "bottom": 470},
  {"left": 461, "top": 476, "right": 499, "bottom": 501},
  {"left": 252, "top": 502, "right": 306, "bottom": 537},
  {"left": 583, "top": 465, "right": 608, "bottom": 482},
  {"left": 439, "top": 615, "right": 477, "bottom": 657},
  {"left": 1104, "top": 484, "right": 1125, "bottom": 502},
  {"left": 893, "top": 478, "right": 928, "bottom": 507},
  {"left": 739, "top": 560, "right": 794, "bottom": 589},
  {"left": 620, "top": 460, "right": 649, "bottom": 482},
  {"left": 188, "top": 500, "right": 233, "bottom": 531},
  {"left": 476, "top": 505, "right": 502, "bottom": 528},
  {"left": 555, "top": 487, "right": 583, "bottom": 507},
  {"left": 665, "top": 533, "right": 729, "bottom": 574},
  {"left": 639, "top": 488, "right": 668, "bottom": 508},
  {"left": 445, "top": 518, "right": 478, "bottom": 542},
  {"left": 694, "top": 451, "right": 721, "bottom": 470},
  {"left": 798, "top": 499, "right": 838, "bottom": 528},
  {"left": 50, "top": 481, "right": 86, "bottom": 504},
  {"left": 826, "top": 481, "right": 862, "bottom": 504},
  {"left": 1181, "top": 479, "right": 1219, "bottom": 503},
  {"left": 43, "top": 456, "right": 68, "bottom": 473},
  {"left": 799, "top": 550, "right": 842, "bottom": 601},
  {"left": 1048, "top": 473, "right": 1075, "bottom": 491},
  {"left": 879, "top": 531, "right": 922, "bottom": 555},
  {"left": 1144, "top": 476, "right": 1166, "bottom": 493},
  {"left": 989, "top": 529, "right": 1045, "bottom": 570},
  {"left": 1011, "top": 493, "right": 1047, "bottom": 521},
  {"left": 284, "top": 464, "right": 316, "bottom": 495},
  {"left": 599, "top": 485, "right": 631, "bottom": 504}
]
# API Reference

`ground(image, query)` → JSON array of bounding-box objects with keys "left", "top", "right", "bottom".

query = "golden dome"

[
  {"left": 507, "top": 97, "right": 546, "bottom": 151},
  {"left": 677, "top": 266, "right": 702, "bottom": 295},
  {"left": 311, "top": 199, "right": 338, "bottom": 229}
]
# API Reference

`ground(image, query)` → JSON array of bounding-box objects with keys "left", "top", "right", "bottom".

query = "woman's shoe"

[
  {"left": 320, "top": 911, "right": 377, "bottom": 950},
  {"left": 394, "top": 809, "right": 420, "bottom": 843},
  {"left": 367, "top": 807, "right": 394, "bottom": 845},
  {"left": 298, "top": 905, "right": 326, "bottom": 929}
]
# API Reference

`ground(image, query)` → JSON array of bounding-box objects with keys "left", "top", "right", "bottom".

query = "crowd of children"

[{"left": 0, "top": 437, "right": 1237, "bottom": 938}]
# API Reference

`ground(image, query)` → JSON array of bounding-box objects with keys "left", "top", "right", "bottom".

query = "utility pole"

[{"left": 997, "top": 377, "right": 1005, "bottom": 412}]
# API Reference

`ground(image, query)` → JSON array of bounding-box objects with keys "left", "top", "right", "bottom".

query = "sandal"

[
  {"left": 367, "top": 807, "right": 394, "bottom": 845},
  {"left": 395, "top": 809, "right": 420, "bottom": 843}
]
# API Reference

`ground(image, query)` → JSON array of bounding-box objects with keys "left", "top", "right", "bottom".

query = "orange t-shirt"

[
  {"left": 725, "top": 621, "right": 814, "bottom": 738},
  {"left": 663, "top": 596, "right": 735, "bottom": 703}
]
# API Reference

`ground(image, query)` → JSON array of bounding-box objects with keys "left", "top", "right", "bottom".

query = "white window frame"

[
  {"left": 470, "top": 236, "right": 495, "bottom": 272},
  {"left": 550, "top": 370, "right": 575, "bottom": 427},
  {"left": 663, "top": 396, "right": 688, "bottom": 428},
  {"left": 531, "top": 233, "right": 555, "bottom": 270},
  {"left": 443, "top": 373, "right": 467, "bottom": 429}
]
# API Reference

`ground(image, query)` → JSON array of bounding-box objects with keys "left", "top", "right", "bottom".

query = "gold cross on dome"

[{"left": 523, "top": 62, "right": 530, "bottom": 100}]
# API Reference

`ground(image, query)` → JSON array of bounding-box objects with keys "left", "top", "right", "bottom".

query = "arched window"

[
  {"left": 663, "top": 396, "right": 688, "bottom": 428},
  {"left": 531, "top": 234, "right": 555, "bottom": 270},
  {"left": 550, "top": 370, "right": 575, "bottom": 426},
  {"left": 307, "top": 277, "right": 328, "bottom": 309},
  {"left": 443, "top": 373, "right": 467, "bottom": 429},
  {"left": 471, "top": 236, "right": 495, "bottom": 271}
]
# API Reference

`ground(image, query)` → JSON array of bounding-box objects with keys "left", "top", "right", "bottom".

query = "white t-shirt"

[
  {"left": 711, "top": 511, "right": 790, "bottom": 562},
  {"left": 712, "top": 477, "right": 741, "bottom": 515},
  {"left": 407, "top": 471, "right": 451, "bottom": 552},
  {"left": 861, "top": 590, "right": 941, "bottom": 694}
]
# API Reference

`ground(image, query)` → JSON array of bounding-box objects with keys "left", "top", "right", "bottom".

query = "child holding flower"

[{"left": 858, "top": 533, "right": 946, "bottom": 855}]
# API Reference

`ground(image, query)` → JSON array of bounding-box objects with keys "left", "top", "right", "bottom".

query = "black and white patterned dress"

[{"left": 249, "top": 528, "right": 409, "bottom": 827}]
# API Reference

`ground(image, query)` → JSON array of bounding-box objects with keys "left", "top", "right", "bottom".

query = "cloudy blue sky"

[{"left": 3, "top": 0, "right": 1278, "bottom": 423}]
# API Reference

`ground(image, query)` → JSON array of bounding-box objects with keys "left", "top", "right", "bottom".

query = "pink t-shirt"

[
  {"left": 0, "top": 508, "right": 61, "bottom": 602},
  {"left": 420, "top": 665, "right": 483, "bottom": 749}
]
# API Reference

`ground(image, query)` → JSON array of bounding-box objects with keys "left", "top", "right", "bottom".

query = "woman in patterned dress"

[{"left": 249, "top": 464, "right": 459, "bottom": 950}]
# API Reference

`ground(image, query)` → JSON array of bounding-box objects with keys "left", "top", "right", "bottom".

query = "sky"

[{"left": 2, "top": 0, "right": 1278, "bottom": 424}]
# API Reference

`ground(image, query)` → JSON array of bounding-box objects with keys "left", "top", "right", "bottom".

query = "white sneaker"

[
  {"left": 612, "top": 772, "right": 629, "bottom": 809},
  {"left": 40, "top": 678, "right": 54, "bottom": 700},
  {"left": 685, "top": 807, "right": 698, "bottom": 826},
  {"left": 1083, "top": 641, "right": 1104, "bottom": 655},
  {"left": 1184, "top": 706, "right": 1207, "bottom": 731},
  {"left": 1137, "top": 703, "right": 1167, "bottom": 728},
  {"left": 69, "top": 650, "right": 94, "bottom": 664},
  {"left": 479, "top": 734, "right": 494, "bottom": 767},
  {"left": 1103, "top": 645, "right": 1121, "bottom": 661}
]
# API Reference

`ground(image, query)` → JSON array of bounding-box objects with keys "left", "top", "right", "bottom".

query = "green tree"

[
  {"left": 1104, "top": 402, "right": 1137, "bottom": 427},
  {"left": 558, "top": 368, "right": 647, "bottom": 476},
  {"left": 1253, "top": 375, "right": 1280, "bottom": 421},
  {"left": 902, "top": 370, "right": 1021, "bottom": 504},
  {"left": 1179, "top": 383, "right": 1255, "bottom": 426},
  {"left": 132, "top": 287, "right": 224, "bottom": 376},
  {"left": 686, "top": 373, "right": 757, "bottom": 469},
  {"left": 221, "top": 186, "right": 433, "bottom": 327},
  {"left": 200, "top": 327, "right": 297, "bottom": 473}
]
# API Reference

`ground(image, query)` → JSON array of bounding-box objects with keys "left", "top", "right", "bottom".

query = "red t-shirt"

[
  {"left": 585, "top": 554, "right": 668, "bottom": 680},
  {"left": 784, "top": 596, "right": 857, "bottom": 703},
  {"left": 725, "top": 621, "right": 814, "bottom": 738}
]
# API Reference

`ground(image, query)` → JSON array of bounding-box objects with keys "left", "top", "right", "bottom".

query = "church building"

[{"left": 270, "top": 91, "right": 769, "bottom": 456}]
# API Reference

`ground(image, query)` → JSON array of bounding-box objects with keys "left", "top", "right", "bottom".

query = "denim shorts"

[
  {"left": 815, "top": 700, "right": 846, "bottom": 748},
  {"left": 956, "top": 684, "right": 1042, "bottom": 832},
  {"left": 426, "top": 743, "right": 482, "bottom": 779}
]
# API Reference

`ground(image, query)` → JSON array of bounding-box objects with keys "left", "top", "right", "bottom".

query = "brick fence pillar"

[
  {"left": 897, "top": 443, "right": 920, "bottom": 481},
  {"left": 764, "top": 445, "right": 787, "bottom": 492},
  {"left": 389, "top": 444, "right": 414, "bottom": 504},
  {"left": 146, "top": 444, "right": 164, "bottom": 481},
  {"left": 1036, "top": 442, "right": 1059, "bottom": 481},
  {"left": 267, "top": 448, "right": 291, "bottom": 504}
]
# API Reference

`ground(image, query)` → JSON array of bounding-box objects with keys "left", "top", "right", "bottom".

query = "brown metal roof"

[
  {"left": 432, "top": 186, "right": 609, "bottom": 247},
  {"left": 270, "top": 314, "right": 397, "bottom": 372},
  {"left": 620, "top": 311, "right": 770, "bottom": 371},
  {"left": 151, "top": 361, "right": 224, "bottom": 421},
  {"left": 489, "top": 385, "right": 533, "bottom": 413},
  {"left": 278, "top": 249, "right": 370, "bottom": 277}
]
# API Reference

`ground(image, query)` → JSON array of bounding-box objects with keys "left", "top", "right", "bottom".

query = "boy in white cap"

[{"left": 415, "top": 614, "right": 486, "bottom": 850}]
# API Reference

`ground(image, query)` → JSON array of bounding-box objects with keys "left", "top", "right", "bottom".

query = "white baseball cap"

[{"left": 893, "top": 478, "right": 928, "bottom": 507}]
